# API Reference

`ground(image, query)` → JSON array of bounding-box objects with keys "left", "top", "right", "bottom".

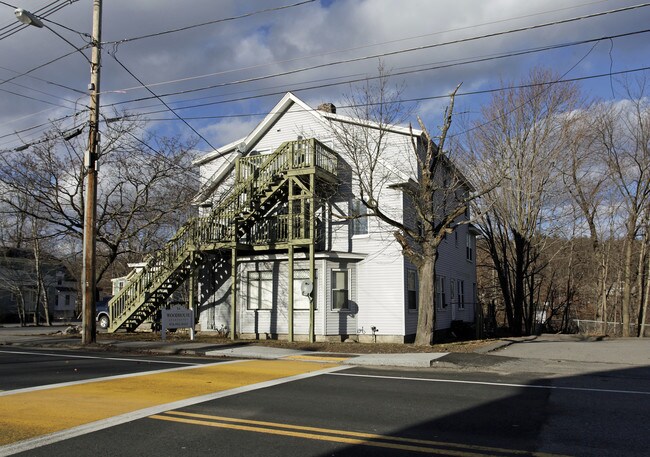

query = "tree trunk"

[
  {"left": 637, "top": 237, "right": 650, "bottom": 338},
  {"left": 17, "top": 293, "right": 26, "bottom": 327},
  {"left": 33, "top": 240, "right": 52, "bottom": 326},
  {"left": 414, "top": 255, "right": 436, "bottom": 346},
  {"left": 622, "top": 234, "right": 634, "bottom": 337},
  {"left": 512, "top": 231, "right": 527, "bottom": 336}
]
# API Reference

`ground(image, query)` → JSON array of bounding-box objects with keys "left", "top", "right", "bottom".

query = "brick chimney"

[{"left": 317, "top": 102, "right": 336, "bottom": 114}]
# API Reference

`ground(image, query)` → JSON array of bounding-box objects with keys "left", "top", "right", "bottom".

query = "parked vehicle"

[{"left": 96, "top": 297, "right": 111, "bottom": 329}]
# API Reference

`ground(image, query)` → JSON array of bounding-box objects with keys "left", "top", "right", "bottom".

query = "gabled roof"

[
  {"left": 193, "top": 92, "right": 322, "bottom": 167},
  {"left": 193, "top": 92, "right": 423, "bottom": 167},
  {"left": 191, "top": 92, "right": 434, "bottom": 204}
]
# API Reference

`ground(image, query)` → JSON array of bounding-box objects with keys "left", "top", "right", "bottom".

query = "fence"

[{"left": 573, "top": 319, "right": 640, "bottom": 336}]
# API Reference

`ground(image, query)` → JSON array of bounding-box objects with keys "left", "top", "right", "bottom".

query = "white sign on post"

[{"left": 161, "top": 305, "right": 195, "bottom": 341}]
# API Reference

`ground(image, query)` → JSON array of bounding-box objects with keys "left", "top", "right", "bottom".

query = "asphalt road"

[{"left": 1, "top": 348, "right": 649, "bottom": 456}]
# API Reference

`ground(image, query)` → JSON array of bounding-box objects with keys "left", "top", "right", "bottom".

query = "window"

[
  {"left": 457, "top": 279, "right": 465, "bottom": 309},
  {"left": 436, "top": 275, "right": 446, "bottom": 309},
  {"left": 450, "top": 279, "right": 456, "bottom": 306},
  {"left": 466, "top": 234, "right": 474, "bottom": 261},
  {"left": 248, "top": 271, "right": 273, "bottom": 310},
  {"left": 294, "top": 270, "right": 317, "bottom": 310},
  {"left": 454, "top": 231, "right": 459, "bottom": 247},
  {"left": 331, "top": 270, "right": 349, "bottom": 310},
  {"left": 407, "top": 269, "right": 417, "bottom": 310},
  {"left": 351, "top": 199, "right": 368, "bottom": 235},
  {"left": 64, "top": 294, "right": 70, "bottom": 307}
]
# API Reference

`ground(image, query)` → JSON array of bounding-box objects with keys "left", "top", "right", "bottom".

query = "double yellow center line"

[{"left": 151, "top": 411, "right": 570, "bottom": 457}]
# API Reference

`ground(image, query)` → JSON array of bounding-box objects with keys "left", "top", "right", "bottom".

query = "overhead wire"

[
  {"left": 104, "top": 28, "right": 650, "bottom": 120},
  {"left": 105, "top": 0, "right": 617, "bottom": 95},
  {"left": 99, "top": 2, "right": 650, "bottom": 107},
  {"left": 7, "top": 60, "right": 649, "bottom": 155},
  {"left": 3, "top": 1, "right": 648, "bottom": 151},
  {"left": 102, "top": 121, "right": 202, "bottom": 191},
  {"left": 105, "top": 0, "right": 316, "bottom": 45},
  {"left": 108, "top": 51, "right": 218, "bottom": 152},
  {"left": 0, "top": 46, "right": 91, "bottom": 87},
  {"left": 0, "top": 0, "right": 79, "bottom": 41},
  {"left": 0, "top": 64, "right": 87, "bottom": 95}
]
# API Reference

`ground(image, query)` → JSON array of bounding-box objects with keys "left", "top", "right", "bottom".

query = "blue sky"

[{"left": 1, "top": 0, "right": 648, "bottom": 154}]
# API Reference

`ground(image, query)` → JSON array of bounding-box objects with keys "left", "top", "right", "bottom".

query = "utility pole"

[{"left": 82, "top": 0, "right": 102, "bottom": 344}]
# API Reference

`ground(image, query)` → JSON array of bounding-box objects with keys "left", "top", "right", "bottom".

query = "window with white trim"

[
  {"left": 457, "top": 279, "right": 465, "bottom": 309},
  {"left": 466, "top": 234, "right": 474, "bottom": 262},
  {"left": 436, "top": 275, "right": 446, "bottom": 309},
  {"left": 351, "top": 199, "right": 368, "bottom": 235},
  {"left": 331, "top": 269, "right": 349, "bottom": 310},
  {"left": 407, "top": 269, "right": 417, "bottom": 310},
  {"left": 450, "top": 279, "right": 456, "bottom": 306},
  {"left": 247, "top": 271, "right": 273, "bottom": 310}
]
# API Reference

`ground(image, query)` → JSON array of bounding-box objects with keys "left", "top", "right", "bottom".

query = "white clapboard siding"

[{"left": 194, "top": 92, "right": 477, "bottom": 339}]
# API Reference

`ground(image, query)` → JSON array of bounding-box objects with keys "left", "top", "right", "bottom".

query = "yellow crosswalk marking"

[{"left": 0, "top": 360, "right": 332, "bottom": 446}]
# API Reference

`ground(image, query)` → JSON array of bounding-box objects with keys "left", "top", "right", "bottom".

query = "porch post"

[
  {"left": 288, "top": 177, "right": 295, "bottom": 342},
  {"left": 309, "top": 173, "right": 316, "bottom": 343},
  {"left": 230, "top": 247, "right": 237, "bottom": 341},
  {"left": 188, "top": 252, "right": 195, "bottom": 314},
  {"left": 288, "top": 245, "right": 294, "bottom": 342}
]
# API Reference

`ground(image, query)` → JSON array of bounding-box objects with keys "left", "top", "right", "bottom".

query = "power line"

[
  {"left": 126, "top": 66, "right": 650, "bottom": 123},
  {"left": 0, "top": 46, "right": 91, "bottom": 87},
  {"left": 0, "top": 64, "right": 86, "bottom": 95},
  {"left": 103, "top": 121, "right": 202, "bottom": 190},
  {"left": 7, "top": 25, "right": 645, "bottom": 149},
  {"left": 105, "top": 0, "right": 616, "bottom": 96},
  {"left": 0, "top": 85, "right": 74, "bottom": 108},
  {"left": 109, "top": 51, "right": 218, "bottom": 152},
  {"left": 104, "top": 28, "right": 650, "bottom": 120},
  {"left": 0, "top": 0, "right": 79, "bottom": 41},
  {"left": 105, "top": 0, "right": 315, "bottom": 45},
  {"left": 5, "top": 64, "right": 650, "bottom": 155},
  {"left": 100, "top": 2, "right": 650, "bottom": 106},
  {"left": 3, "top": 2, "right": 649, "bottom": 152}
]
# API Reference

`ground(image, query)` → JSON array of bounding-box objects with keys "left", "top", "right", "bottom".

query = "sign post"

[{"left": 161, "top": 305, "right": 195, "bottom": 341}]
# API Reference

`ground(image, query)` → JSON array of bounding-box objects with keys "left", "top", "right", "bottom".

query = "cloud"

[
  {"left": 1, "top": 0, "right": 648, "bottom": 152},
  {"left": 199, "top": 115, "right": 261, "bottom": 147}
]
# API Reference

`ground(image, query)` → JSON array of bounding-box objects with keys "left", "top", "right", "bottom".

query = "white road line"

[
  {"left": 0, "top": 359, "right": 244, "bottom": 398},
  {"left": 327, "top": 372, "right": 650, "bottom": 396},
  {"left": 0, "top": 349, "right": 200, "bottom": 365},
  {"left": 0, "top": 364, "right": 348, "bottom": 457}
]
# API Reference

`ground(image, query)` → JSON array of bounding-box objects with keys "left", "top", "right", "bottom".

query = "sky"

[{"left": 0, "top": 0, "right": 649, "bottom": 156}]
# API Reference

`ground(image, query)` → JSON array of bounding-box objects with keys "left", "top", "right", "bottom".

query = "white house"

[
  {"left": 190, "top": 93, "right": 477, "bottom": 343},
  {"left": 107, "top": 92, "right": 477, "bottom": 342}
]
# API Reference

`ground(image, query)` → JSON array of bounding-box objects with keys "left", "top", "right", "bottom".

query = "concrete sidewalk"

[
  {"left": 1, "top": 325, "right": 649, "bottom": 372},
  {"left": 0, "top": 330, "right": 451, "bottom": 368}
]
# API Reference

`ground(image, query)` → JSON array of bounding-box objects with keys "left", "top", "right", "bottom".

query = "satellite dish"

[
  {"left": 300, "top": 280, "right": 313, "bottom": 297},
  {"left": 236, "top": 142, "right": 247, "bottom": 154}
]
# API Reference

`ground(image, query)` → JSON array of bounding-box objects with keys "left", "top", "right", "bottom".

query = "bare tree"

[
  {"left": 329, "top": 69, "right": 485, "bottom": 345},
  {"left": 592, "top": 76, "right": 650, "bottom": 336},
  {"left": 562, "top": 108, "right": 614, "bottom": 331},
  {"left": 465, "top": 68, "right": 582, "bottom": 336},
  {"left": 0, "top": 117, "right": 199, "bottom": 294}
]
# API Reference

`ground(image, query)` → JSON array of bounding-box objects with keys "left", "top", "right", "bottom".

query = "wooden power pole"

[{"left": 82, "top": 0, "right": 102, "bottom": 344}]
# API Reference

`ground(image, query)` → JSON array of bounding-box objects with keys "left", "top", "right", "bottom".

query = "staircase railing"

[{"left": 108, "top": 139, "right": 336, "bottom": 329}]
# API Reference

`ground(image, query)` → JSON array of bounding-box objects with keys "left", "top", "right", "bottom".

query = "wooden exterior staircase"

[{"left": 107, "top": 139, "right": 337, "bottom": 332}]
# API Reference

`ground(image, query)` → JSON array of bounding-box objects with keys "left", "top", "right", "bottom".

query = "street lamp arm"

[
  {"left": 15, "top": 8, "right": 43, "bottom": 28},
  {"left": 15, "top": 8, "right": 92, "bottom": 66}
]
